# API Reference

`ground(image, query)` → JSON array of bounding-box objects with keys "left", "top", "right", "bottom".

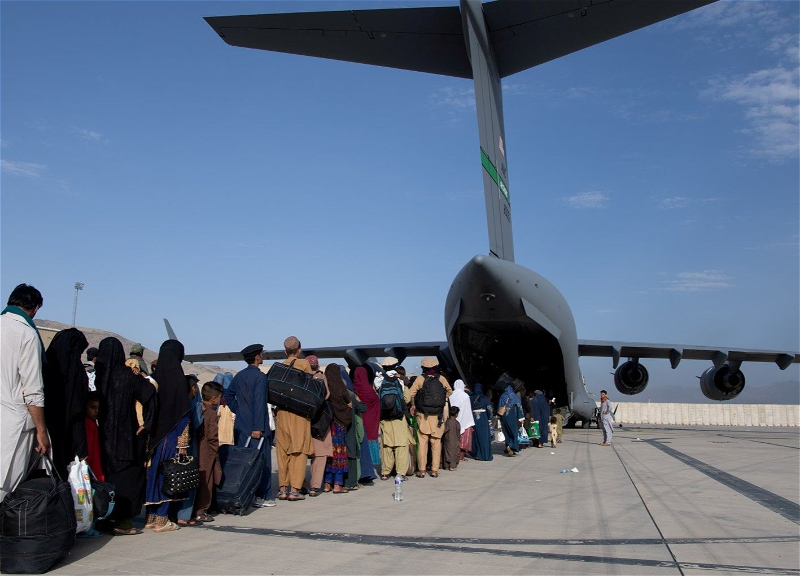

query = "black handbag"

[
  {"left": 87, "top": 466, "right": 115, "bottom": 520},
  {"left": 161, "top": 454, "right": 200, "bottom": 496},
  {"left": 311, "top": 401, "right": 334, "bottom": 439}
]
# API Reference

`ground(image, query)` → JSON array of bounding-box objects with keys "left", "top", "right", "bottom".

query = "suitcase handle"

[{"left": 244, "top": 437, "right": 265, "bottom": 451}]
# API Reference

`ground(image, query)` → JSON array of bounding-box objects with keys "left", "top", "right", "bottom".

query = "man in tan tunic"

[
  {"left": 275, "top": 336, "right": 314, "bottom": 501},
  {"left": 409, "top": 357, "right": 452, "bottom": 478},
  {"left": 378, "top": 359, "right": 412, "bottom": 480}
]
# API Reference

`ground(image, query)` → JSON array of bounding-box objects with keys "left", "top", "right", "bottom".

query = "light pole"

[{"left": 72, "top": 282, "right": 84, "bottom": 326}]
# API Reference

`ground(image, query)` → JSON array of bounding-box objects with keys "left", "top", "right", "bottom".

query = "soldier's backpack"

[
  {"left": 415, "top": 376, "right": 447, "bottom": 415},
  {"left": 379, "top": 380, "right": 405, "bottom": 420}
]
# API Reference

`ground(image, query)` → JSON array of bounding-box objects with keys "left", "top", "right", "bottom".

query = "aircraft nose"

[{"left": 470, "top": 254, "right": 503, "bottom": 286}]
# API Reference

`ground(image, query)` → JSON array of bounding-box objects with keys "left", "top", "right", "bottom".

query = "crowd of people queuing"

[{"left": 1, "top": 282, "right": 569, "bottom": 539}]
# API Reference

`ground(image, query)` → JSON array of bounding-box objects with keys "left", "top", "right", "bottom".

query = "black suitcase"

[
  {"left": 267, "top": 360, "right": 326, "bottom": 418},
  {"left": 216, "top": 438, "right": 265, "bottom": 515},
  {"left": 0, "top": 456, "right": 76, "bottom": 574}
]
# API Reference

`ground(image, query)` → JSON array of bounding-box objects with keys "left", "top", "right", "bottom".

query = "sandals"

[
  {"left": 307, "top": 488, "right": 321, "bottom": 497},
  {"left": 277, "top": 489, "right": 289, "bottom": 501},
  {"left": 113, "top": 527, "right": 143, "bottom": 536},
  {"left": 195, "top": 513, "right": 214, "bottom": 522},
  {"left": 287, "top": 491, "right": 305, "bottom": 501},
  {"left": 153, "top": 521, "right": 180, "bottom": 533},
  {"left": 379, "top": 475, "right": 390, "bottom": 481},
  {"left": 323, "top": 483, "right": 332, "bottom": 493},
  {"left": 177, "top": 518, "right": 200, "bottom": 527},
  {"left": 332, "top": 487, "right": 349, "bottom": 494},
  {"left": 144, "top": 515, "right": 156, "bottom": 530},
  {"left": 416, "top": 472, "right": 425, "bottom": 478},
  {"left": 429, "top": 471, "right": 439, "bottom": 478}
]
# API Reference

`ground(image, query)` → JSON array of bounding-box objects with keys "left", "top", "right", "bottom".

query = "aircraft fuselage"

[{"left": 446, "top": 255, "right": 596, "bottom": 420}]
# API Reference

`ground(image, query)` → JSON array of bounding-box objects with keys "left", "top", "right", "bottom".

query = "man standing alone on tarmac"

[{"left": 600, "top": 389, "right": 614, "bottom": 446}]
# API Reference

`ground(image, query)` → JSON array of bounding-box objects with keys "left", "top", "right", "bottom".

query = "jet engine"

[
  {"left": 700, "top": 364, "right": 745, "bottom": 400},
  {"left": 614, "top": 360, "right": 649, "bottom": 395}
]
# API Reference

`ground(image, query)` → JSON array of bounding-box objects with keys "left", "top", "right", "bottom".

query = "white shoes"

[{"left": 254, "top": 497, "right": 277, "bottom": 508}]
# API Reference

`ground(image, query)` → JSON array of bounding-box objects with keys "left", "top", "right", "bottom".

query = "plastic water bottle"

[
  {"left": 393, "top": 476, "right": 404, "bottom": 502},
  {"left": 560, "top": 469, "right": 569, "bottom": 474}
]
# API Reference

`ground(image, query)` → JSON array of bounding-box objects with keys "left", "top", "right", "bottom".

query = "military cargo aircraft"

[{"left": 185, "top": 0, "right": 799, "bottom": 424}]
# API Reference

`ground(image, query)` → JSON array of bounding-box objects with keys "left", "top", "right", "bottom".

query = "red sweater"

[{"left": 84, "top": 416, "right": 105, "bottom": 481}]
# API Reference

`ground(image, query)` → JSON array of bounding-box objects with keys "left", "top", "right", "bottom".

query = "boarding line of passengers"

[{"left": 1, "top": 282, "right": 568, "bottom": 536}]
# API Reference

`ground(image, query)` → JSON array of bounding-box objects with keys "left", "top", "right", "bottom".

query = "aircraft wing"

[
  {"left": 184, "top": 341, "right": 450, "bottom": 367},
  {"left": 578, "top": 340, "right": 799, "bottom": 371},
  {"left": 205, "top": 0, "right": 715, "bottom": 79}
]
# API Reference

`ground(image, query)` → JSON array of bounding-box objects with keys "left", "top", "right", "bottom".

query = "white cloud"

[
  {"left": 0, "top": 138, "right": 8, "bottom": 148},
  {"left": 662, "top": 270, "right": 734, "bottom": 292},
  {"left": 501, "top": 83, "right": 528, "bottom": 96},
  {"left": 655, "top": 196, "right": 720, "bottom": 210},
  {"left": 1, "top": 159, "right": 47, "bottom": 179},
  {"left": 74, "top": 128, "right": 108, "bottom": 143},
  {"left": 670, "top": 1, "right": 782, "bottom": 32},
  {"left": 703, "top": 64, "right": 799, "bottom": 162},
  {"left": 429, "top": 86, "right": 475, "bottom": 111},
  {"left": 563, "top": 191, "right": 609, "bottom": 209}
]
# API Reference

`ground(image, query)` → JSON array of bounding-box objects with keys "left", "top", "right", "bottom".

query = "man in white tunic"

[
  {"left": 1, "top": 284, "right": 49, "bottom": 499},
  {"left": 599, "top": 389, "right": 614, "bottom": 446}
]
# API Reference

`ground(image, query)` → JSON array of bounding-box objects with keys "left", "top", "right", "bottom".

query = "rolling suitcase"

[
  {"left": 266, "top": 360, "right": 326, "bottom": 418},
  {"left": 216, "top": 438, "right": 265, "bottom": 515}
]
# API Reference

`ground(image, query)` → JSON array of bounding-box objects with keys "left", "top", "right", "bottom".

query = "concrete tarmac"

[{"left": 52, "top": 426, "right": 800, "bottom": 575}]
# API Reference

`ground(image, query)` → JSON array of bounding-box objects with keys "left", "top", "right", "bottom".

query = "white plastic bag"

[{"left": 67, "top": 456, "right": 93, "bottom": 533}]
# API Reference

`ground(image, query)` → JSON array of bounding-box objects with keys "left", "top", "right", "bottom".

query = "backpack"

[
  {"left": 415, "top": 376, "right": 447, "bottom": 415},
  {"left": 380, "top": 380, "right": 405, "bottom": 420}
]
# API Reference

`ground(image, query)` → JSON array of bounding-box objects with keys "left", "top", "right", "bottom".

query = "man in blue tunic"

[{"left": 224, "top": 344, "right": 274, "bottom": 507}]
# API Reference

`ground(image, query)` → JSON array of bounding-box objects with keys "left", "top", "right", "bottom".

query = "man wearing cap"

[
  {"left": 84, "top": 347, "right": 99, "bottom": 391},
  {"left": 129, "top": 343, "right": 149, "bottom": 375},
  {"left": 224, "top": 344, "right": 273, "bottom": 507},
  {"left": 408, "top": 357, "right": 452, "bottom": 478},
  {"left": 274, "top": 336, "right": 314, "bottom": 501},
  {"left": 378, "top": 358, "right": 412, "bottom": 481}
]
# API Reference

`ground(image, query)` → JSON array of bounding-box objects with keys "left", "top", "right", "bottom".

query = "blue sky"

[{"left": 2, "top": 1, "right": 798, "bottom": 396}]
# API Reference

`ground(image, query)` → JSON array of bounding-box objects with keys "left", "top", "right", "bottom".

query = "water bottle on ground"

[{"left": 393, "top": 476, "right": 404, "bottom": 501}]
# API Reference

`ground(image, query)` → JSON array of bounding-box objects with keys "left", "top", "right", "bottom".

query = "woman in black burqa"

[
  {"left": 95, "top": 336, "right": 156, "bottom": 535},
  {"left": 43, "top": 328, "right": 89, "bottom": 479},
  {"left": 144, "top": 339, "right": 191, "bottom": 532}
]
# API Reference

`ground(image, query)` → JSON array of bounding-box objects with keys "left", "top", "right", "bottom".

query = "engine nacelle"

[
  {"left": 614, "top": 360, "right": 649, "bottom": 395},
  {"left": 700, "top": 364, "right": 745, "bottom": 400}
]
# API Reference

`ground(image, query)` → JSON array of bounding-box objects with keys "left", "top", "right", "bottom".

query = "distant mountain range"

[{"left": 35, "top": 319, "right": 230, "bottom": 382}]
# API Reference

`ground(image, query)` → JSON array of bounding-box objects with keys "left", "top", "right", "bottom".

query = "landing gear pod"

[
  {"left": 614, "top": 360, "right": 649, "bottom": 395},
  {"left": 700, "top": 364, "right": 745, "bottom": 400}
]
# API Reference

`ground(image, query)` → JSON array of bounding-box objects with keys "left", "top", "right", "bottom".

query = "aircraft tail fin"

[{"left": 163, "top": 318, "right": 178, "bottom": 341}]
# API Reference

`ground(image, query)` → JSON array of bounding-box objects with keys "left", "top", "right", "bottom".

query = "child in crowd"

[
  {"left": 194, "top": 382, "right": 223, "bottom": 523},
  {"left": 548, "top": 416, "right": 558, "bottom": 449},
  {"left": 442, "top": 406, "right": 461, "bottom": 471},
  {"left": 84, "top": 391, "right": 104, "bottom": 481}
]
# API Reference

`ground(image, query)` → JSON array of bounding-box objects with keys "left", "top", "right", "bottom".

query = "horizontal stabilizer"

[
  {"left": 206, "top": 1, "right": 716, "bottom": 79},
  {"left": 205, "top": 6, "right": 472, "bottom": 78}
]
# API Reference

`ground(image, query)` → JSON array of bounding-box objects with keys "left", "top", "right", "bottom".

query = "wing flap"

[
  {"left": 579, "top": 340, "right": 800, "bottom": 370},
  {"left": 204, "top": 6, "right": 472, "bottom": 78}
]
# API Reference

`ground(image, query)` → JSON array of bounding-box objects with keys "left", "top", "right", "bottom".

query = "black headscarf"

[
  {"left": 96, "top": 336, "right": 156, "bottom": 472},
  {"left": 43, "top": 328, "right": 89, "bottom": 477},
  {"left": 150, "top": 339, "right": 189, "bottom": 450},
  {"left": 325, "top": 363, "right": 353, "bottom": 428}
]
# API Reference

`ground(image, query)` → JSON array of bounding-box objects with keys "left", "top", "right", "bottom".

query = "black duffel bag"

[
  {"left": 311, "top": 401, "right": 334, "bottom": 439},
  {"left": 87, "top": 466, "right": 115, "bottom": 520},
  {"left": 267, "top": 360, "right": 326, "bottom": 418},
  {"left": 162, "top": 454, "right": 200, "bottom": 497},
  {"left": 0, "top": 455, "right": 76, "bottom": 574}
]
